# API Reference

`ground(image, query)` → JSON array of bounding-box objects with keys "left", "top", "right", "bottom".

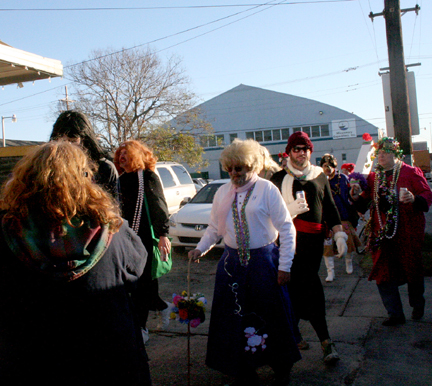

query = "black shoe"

[
  {"left": 412, "top": 307, "right": 424, "bottom": 320},
  {"left": 382, "top": 315, "right": 406, "bottom": 326}
]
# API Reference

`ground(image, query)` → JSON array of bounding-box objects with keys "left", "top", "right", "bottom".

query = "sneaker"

[
  {"left": 297, "top": 340, "right": 310, "bottom": 350},
  {"left": 321, "top": 339, "right": 340, "bottom": 365},
  {"left": 382, "top": 315, "right": 406, "bottom": 326},
  {"left": 412, "top": 307, "right": 424, "bottom": 320},
  {"left": 141, "top": 327, "right": 150, "bottom": 345},
  {"left": 156, "top": 301, "right": 171, "bottom": 331}
]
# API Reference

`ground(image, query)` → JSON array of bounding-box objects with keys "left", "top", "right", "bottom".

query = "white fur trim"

[
  {"left": 334, "top": 231, "right": 348, "bottom": 242},
  {"left": 281, "top": 161, "right": 324, "bottom": 205}
]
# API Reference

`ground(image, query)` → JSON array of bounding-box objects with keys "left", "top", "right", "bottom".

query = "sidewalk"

[{"left": 145, "top": 249, "right": 432, "bottom": 386}]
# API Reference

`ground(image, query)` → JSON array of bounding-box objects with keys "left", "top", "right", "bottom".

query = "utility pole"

[
  {"left": 59, "top": 85, "right": 74, "bottom": 111},
  {"left": 370, "top": 1, "right": 420, "bottom": 166}
]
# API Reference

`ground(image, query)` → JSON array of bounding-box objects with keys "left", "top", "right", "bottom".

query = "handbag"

[{"left": 143, "top": 189, "right": 173, "bottom": 280}]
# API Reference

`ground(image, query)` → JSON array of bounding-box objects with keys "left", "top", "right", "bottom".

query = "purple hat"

[{"left": 286, "top": 131, "right": 314, "bottom": 154}]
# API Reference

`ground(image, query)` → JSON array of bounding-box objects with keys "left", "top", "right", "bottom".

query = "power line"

[{"left": 0, "top": 1, "right": 356, "bottom": 12}]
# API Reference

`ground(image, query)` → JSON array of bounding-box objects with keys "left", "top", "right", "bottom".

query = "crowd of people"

[{"left": 0, "top": 110, "right": 430, "bottom": 386}]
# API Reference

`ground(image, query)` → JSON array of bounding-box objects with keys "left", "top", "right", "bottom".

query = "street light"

[{"left": 1, "top": 114, "right": 17, "bottom": 147}]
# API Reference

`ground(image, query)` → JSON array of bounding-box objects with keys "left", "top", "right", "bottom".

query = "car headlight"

[{"left": 169, "top": 218, "right": 177, "bottom": 227}]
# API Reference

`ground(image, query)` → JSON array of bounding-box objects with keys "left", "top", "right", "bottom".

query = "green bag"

[{"left": 143, "top": 193, "right": 173, "bottom": 280}]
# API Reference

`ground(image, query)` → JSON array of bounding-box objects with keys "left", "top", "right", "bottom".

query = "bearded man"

[{"left": 271, "top": 131, "right": 347, "bottom": 365}]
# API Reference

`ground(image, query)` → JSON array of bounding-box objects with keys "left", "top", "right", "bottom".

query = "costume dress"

[
  {"left": 323, "top": 171, "right": 361, "bottom": 256},
  {"left": 118, "top": 169, "right": 170, "bottom": 325},
  {"left": 0, "top": 213, "right": 151, "bottom": 386},
  {"left": 196, "top": 178, "right": 301, "bottom": 376},
  {"left": 355, "top": 163, "right": 432, "bottom": 295},
  {"left": 271, "top": 165, "right": 341, "bottom": 334}
]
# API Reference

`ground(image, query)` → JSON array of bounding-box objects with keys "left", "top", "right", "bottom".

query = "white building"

[{"left": 174, "top": 84, "right": 379, "bottom": 179}]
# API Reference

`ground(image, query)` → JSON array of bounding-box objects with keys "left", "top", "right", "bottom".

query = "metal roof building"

[{"left": 175, "top": 84, "right": 379, "bottom": 179}]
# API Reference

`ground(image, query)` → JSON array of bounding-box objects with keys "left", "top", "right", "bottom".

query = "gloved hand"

[
  {"left": 334, "top": 231, "right": 348, "bottom": 258},
  {"left": 287, "top": 198, "right": 309, "bottom": 219}
]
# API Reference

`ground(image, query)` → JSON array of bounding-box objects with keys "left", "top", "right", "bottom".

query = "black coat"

[{"left": 0, "top": 220, "right": 151, "bottom": 386}]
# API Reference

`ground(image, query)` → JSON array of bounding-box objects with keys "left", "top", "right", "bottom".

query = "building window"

[
  {"left": 272, "top": 129, "right": 281, "bottom": 141},
  {"left": 246, "top": 131, "right": 254, "bottom": 140},
  {"left": 229, "top": 133, "right": 238, "bottom": 143},
  {"left": 200, "top": 134, "right": 225, "bottom": 148},
  {"left": 255, "top": 131, "right": 263, "bottom": 142},
  {"left": 321, "top": 124, "right": 330, "bottom": 137},
  {"left": 281, "top": 128, "right": 290, "bottom": 140},
  {"left": 311, "top": 125, "right": 320, "bottom": 138},
  {"left": 263, "top": 130, "right": 272, "bottom": 142},
  {"left": 342, "top": 153, "right": 347, "bottom": 161}
]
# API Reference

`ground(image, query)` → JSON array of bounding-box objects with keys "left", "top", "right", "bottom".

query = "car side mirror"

[{"left": 179, "top": 197, "right": 191, "bottom": 208}]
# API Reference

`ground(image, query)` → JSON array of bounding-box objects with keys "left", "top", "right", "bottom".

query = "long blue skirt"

[{"left": 205, "top": 244, "right": 301, "bottom": 376}]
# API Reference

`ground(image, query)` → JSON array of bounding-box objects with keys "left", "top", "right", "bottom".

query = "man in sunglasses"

[{"left": 271, "top": 131, "right": 347, "bottom": 366}]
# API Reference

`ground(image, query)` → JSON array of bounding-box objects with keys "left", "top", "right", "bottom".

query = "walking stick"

[{"left": 187, "top": 256, "right": 192, "bottom": 386}]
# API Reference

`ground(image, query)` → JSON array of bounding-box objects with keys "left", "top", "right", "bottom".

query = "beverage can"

[
  {"left": 399, "top": 187, "right": 407, "bottom": 201},
  {"left": 296, "top": 191, "right": 305, "bottom": 200}
]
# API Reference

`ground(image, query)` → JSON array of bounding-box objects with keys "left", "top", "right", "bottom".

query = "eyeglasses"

[
  {"left": 292, "top": 146, "right": 309, "bottom": 153},
  {"left": 226, "top": 165, "right": 244, "bottom": 173}
]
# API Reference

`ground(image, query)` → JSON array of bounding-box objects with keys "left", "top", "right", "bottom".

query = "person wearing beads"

[
  {"left": 114, "top": 140, "right": 171, "bottom": 343},
  {"left": 270, "top": 131, "right": 347, "bottom": 365},
  {"left": 350, "top": 137, "right": 432, "bottom": 326},
  {"left": 320, "top": 154, "right": 361, "bottom": 282},
  {"left": 188, "top": 138, "right": 300, "bottom": 386}
]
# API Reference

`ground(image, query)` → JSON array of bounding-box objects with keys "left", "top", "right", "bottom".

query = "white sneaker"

[
  {"left": 156, "top": 301, "right": 171, "bottom": 331},
  {"left": 141, "top": 327, "right": 150, "bottom": 345}
]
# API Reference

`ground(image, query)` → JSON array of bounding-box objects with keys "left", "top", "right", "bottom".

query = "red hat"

[
  {"left": 286, "top": 131, "right": 314, "bottom": 154},
  {"left": 341, "top": 163, "right": 355, "bottom": 173}
]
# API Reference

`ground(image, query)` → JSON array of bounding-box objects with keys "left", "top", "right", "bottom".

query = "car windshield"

[{"left": 190, "top": 183, "right": 225, "bottom": 204}]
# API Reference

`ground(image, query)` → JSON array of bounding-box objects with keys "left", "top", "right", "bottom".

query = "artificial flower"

[{"left": 362, "top": 133, "right": 372, "bottom": 142}]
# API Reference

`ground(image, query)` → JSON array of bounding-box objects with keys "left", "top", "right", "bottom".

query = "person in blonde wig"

[
  {"left": 189, "top": 138, "right": 300, "bottom": 386},
  {"left": 0, "top": 141, "right": 151, "bottom": 386},
  {"left": 259, "top": 145, "right": 281, "bottom": 180}
]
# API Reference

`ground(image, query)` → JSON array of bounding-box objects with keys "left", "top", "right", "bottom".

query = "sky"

[{"left": 1, "top": 0, "right": 431, "bottom": 148}]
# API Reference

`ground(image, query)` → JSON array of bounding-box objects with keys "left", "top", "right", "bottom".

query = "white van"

[{"left": 155, "top": 162, "right": 196, "bottom": 214}]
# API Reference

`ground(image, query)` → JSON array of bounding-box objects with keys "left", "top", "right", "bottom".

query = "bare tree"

[{"left": 66, "top": 46, "right": 212, "bottom": 163}]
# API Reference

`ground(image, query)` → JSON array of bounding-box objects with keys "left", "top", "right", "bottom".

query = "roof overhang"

[{"left": 0, "top": 40, "right": 63, "bottom": 86}]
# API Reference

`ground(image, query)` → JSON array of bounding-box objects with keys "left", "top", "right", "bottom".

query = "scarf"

[
  {"left": 281, "top": 160, "right": 323, "bottom": 205},
  {"left": 217, "top": 172, "right": 259, "bottom": 236}
]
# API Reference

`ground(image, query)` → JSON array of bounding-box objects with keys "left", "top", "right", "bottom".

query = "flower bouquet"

[{"left": 171, "top": 291, "right": 207, "bottom": 328}]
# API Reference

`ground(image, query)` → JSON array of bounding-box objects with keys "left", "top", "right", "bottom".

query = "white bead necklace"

[{"left": 131, "top": 169, "right": 144, "bottom": 234}]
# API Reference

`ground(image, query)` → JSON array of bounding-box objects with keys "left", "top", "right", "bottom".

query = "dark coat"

[{"left": 0, "top": 218, "right": 151, "bottom": 386}]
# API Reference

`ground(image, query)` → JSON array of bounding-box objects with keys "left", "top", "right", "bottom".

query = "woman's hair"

[
  {"left": 50, "top": 110, "right": 106, "bottom": 162},
  {"left": 259, "top": 145, "right": 281, "bottom": 179},
  {"left": 113, "top": 140, "right": 157, "bottom": 173},
  {"left": 220, "top": 138, "right": 263, "bottom": 173},
  {"left": 1, "top": 141, "right": 123, "bottom": 233},
  {"left": 320, "top": 153, "right": 338, "bottom": 168}
]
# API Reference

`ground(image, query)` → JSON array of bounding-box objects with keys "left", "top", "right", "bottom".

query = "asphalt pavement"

[{"left": 143, "top": 210, "right": 432, "bottom": 386}]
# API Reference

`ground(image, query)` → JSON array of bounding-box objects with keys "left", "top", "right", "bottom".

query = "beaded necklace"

[
  {"left": 232, "top": 183, "right": 255, "bottom": 266},
  {"left": 368, "top": 160, "right": 401, "bottom": 248},
  {"left": 131, "top": 169, "right": 145, "bottom": 234},
  {"left": 329, "top": 171, "right": 341, "bottom": 196}
]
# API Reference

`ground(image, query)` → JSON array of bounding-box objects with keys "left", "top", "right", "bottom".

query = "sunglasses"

[
  {"left": 226, "top": 165, "right": 244, "bottom": 173},
  {"left": 292, "top": 146, "right": 310, "bottom": 153}
]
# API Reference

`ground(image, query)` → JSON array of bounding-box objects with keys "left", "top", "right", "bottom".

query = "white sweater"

[{"left": 196, "top": 178, "right": 296, "bottom": 272}]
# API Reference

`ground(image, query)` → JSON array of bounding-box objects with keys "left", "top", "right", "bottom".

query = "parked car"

[
  {"left": 193, "top": 178, "right": 207, "bottom": 188},
  {"left": 155, "top": 162, "right": 197, "bottom": 214},
  {"left": 169, "top": 179, "right": 229, "bottom": 252}
]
